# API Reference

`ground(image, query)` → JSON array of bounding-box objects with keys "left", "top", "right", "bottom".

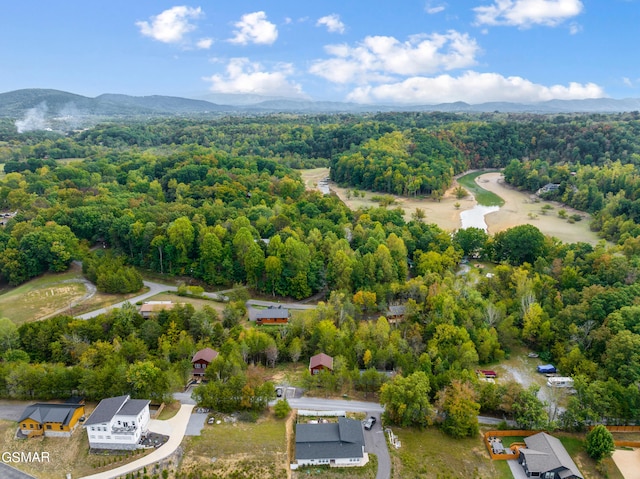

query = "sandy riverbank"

[{"left": 301, "top": 168, "right": 602, "bottom": 245}]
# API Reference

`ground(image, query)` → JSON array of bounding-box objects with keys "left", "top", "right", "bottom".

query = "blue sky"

[{"left": 1, "top": 0, "right": 639, "bottom": 104}]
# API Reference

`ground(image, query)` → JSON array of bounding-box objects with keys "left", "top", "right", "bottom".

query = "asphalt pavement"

[
  {"left": 363, "top": 411, "right": 391, "bottom": 479},
  {"left": 0, "top": 463, "right": 37, "bottom": 479}
]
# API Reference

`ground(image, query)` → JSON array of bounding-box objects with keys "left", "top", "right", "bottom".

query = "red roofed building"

[
  {"left": 192, "top": 347, "right": 219, "bottom": 377},
  {"left": 309, "top": 353, "right": 334, "bottom": 375}
]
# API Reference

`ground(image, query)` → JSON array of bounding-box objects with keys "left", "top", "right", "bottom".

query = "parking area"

[
  {"left": 184, "top": 412, "right": 208, "bottom": 436},
  {"left": 363, "top": 412, "right": 390, "bottom": 479}
]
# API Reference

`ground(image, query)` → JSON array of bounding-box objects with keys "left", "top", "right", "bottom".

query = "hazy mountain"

[
  {"left": 0, "top": 89, "right": 228, "bottom": 119},
  {"left": 2, "top": 89, "right": 640, "bottom": 128}
]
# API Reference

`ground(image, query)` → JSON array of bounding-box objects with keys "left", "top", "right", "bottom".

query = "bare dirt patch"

[
  {"left": 613, "top": 448, "right": 640, "bottom": 479},
  {"left": 478, "top": 172, "right": 600, "bottom": 244}
]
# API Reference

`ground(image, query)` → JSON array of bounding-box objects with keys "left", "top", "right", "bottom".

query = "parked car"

[{"left": 363, "top": 416, "right": 377, "bottom": 430}]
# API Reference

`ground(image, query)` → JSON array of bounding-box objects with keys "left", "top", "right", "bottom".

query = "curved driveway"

[{"left": 77, "top": 403, "right": 194, "bottom": 479}]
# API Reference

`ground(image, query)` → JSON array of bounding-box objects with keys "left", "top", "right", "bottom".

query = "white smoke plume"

[{"left": 15, "top": 102, "right": 51, "bottom": 133}]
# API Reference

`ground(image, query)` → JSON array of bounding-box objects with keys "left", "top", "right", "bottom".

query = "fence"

[
  {"left": 588, "top": 425, "right": 640, "bottom": 448},
  {"left": 483, "top": 430, "right": 541, "bottom": 460}
]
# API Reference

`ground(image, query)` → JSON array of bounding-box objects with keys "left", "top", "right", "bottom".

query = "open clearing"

[
  {"left": 301, "top": 168, "right": 601, "bottom": 244},
  {"left": 144, "top": 292, "right": 226, "bottom": 314},
  {"left": 0, "top": 272, "right": 87, "bottom": 325},
  {"left": 179, "top": 414, "right": 288, "bottom": 479}
]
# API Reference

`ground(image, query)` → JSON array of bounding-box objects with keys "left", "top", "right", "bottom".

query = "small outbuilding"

[
  {"left": 309, "top": 353, "right": 334, "bottom": 375},
  {"left": 139, "top": 301, "right": 177, "bottom": 319}
]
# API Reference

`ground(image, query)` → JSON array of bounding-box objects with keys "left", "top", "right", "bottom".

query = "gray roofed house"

[
  {"left": 250, "top": 306, "right": 290, "bottom": 325},
  {"left": 294, "top": 417, "right": 368, "bottom": 468},
  {"left": 84, "top": 395, "right": 151, "bottom": 451},
  {"left": 18, "top": 402, "right": 85, "bottom": 438},
  {"left": 518, "top": 432, "right": 583, "bottom": 479}
]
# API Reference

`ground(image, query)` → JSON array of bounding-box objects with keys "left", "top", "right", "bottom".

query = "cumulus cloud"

[
  {"left": 196, "top": 37, "right": 213, "bottom": 49},
  {"left": 474, "top": 0, "right": 583, "bottom": 28},
  {"left": 203, "top": 58, "right": 306, "bottom": 97},
  {"left": 316, "top": 14, "right": 346, "bottom": 34},
  {"left": 136, "top": 6, "right": 203, "bottom": 43},
  {"left": 346, "top": 71, "right": 605, "bottom": 104},
  {"left": 229, "top": 11, "right": 278, "bottom": 45},
  {"left": 309, "top": 31, "right": 479, "bottom": 84}
]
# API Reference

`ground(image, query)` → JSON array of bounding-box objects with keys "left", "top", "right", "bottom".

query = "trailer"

[{"left": 547, "top": 377, "right": 574, "bottom": 388}]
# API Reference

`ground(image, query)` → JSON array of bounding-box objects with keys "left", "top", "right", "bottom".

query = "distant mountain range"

[{"left": 2, "top": 89, "right": 640, "bottom": 127}]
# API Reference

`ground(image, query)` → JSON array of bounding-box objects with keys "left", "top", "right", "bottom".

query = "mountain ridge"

[{"left": 2, "top": 89, "right": 640, "bottom": 123}]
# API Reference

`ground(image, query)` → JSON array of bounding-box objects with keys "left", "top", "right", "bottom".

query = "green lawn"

[
  {"left": 457, "top": 171, "right": 505, "bottom": 207},
  {"left": 0, "top": 271, "right": 86, "bottom": 325},
  {"left": 293, "top": 455, "right": 377, "bottom": 479}
]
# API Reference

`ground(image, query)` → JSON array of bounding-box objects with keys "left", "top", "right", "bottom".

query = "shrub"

[{"left": 274, "top": 399, "right": 291, "bottom": 419}]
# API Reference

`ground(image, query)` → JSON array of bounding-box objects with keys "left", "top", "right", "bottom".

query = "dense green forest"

[{"left": 1, "top": 111, "right": 640, "bottom": 434}]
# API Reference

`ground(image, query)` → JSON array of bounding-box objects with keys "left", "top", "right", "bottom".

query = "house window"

[
  {"left": 106, "top": 436, "right": 111, "bottom": 440},
  {"left": 90, "top": 435, "right": 95, "bottom": 439},
  {"left": 118, "top": 421, "right": 121, "bottom": 425},
  {"left": 91, "top": 427, "right": 95, "bottom": 431},
  {"left": 29, "top": 424, "right": 33, "bottom": 429},
  {"left": 46, "top": 425, "right": 52, "bottom": 430},
  {"left": 195, "top": 363, "right": 200, "bottom": 368},
  {"left": 60, "top": 425, "right": 63, "bottom": 430},
  {"left": 22, "top": 424, "right": 26, "bottom": 428}
]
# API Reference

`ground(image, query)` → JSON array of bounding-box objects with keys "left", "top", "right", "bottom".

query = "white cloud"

[
  {"left": 136, "top": 6, "right": 203, "bottom": 43},
  {"left": 203, "top": 58, "right": 307, "bottom": 97},
  {"left": 316, "top": 14, "right": 346, "bottom": 34},
  {"left": 425, "top": 2, "right": 447, "bottom": 14},
  {"left": 623, "top": 77, "right": 633, "bottom": 87},
  {"left": 310, "top": 31, "right": 479, "bottom": 84},
  {"left": 346, "top": 71, "right": 605, "bottom": 104},
  {"left": 196, "top": 37, "right": 213, "bottom": 49},
  {"left": 474, "top": 0, "right": 583, "bottom": 28},
  {"left": 568, "top": 22, "right": 582, "bottom": 34},
  {"left": 229, "top": 11, "right": 278, "bottom": 45}
]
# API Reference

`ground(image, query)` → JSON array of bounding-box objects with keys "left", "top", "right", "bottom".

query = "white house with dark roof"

[
  {"left": 84, "top": 395, "right": 150, "bottom": 450},
  {"left": 294, "top": 417, "right": 367, "bottom": 468},
  {"left": 518, "top": 432, "right": 583, "bottom": 479}
]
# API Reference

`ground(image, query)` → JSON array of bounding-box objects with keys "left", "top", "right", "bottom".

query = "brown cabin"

[
  {"left": 192, "top": 347, "right": 219, "bottom": 377},
  {"left": 309, "top": 353, "right": 334, "bottom": 375},
  {"left": 253, "top": 306, "right": 290, "bottom": 325}
]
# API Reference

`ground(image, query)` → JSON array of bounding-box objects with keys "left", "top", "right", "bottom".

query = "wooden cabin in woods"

[
  {"left": 309, "top": 353, "right": 334, "bottom": 375},
  {"left": 19, "top": 401, "right": 85, "bottom": 438},
  {"left": 386, "top": 305, "right": 406, "bottom": 324},
  {"left": 252, "top": 306, "right": 290, "bottom": 325},
  {"left": 192, "top": 347, "right": 219, "bottom": 377}
]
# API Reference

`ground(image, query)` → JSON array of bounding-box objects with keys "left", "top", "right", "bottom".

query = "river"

[{"left": 459, "top": 204, "right": 499, "bottom": 231}]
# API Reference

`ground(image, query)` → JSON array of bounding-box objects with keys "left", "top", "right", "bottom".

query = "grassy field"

[
  {"left": 0, "top": 271, "right": 87, "bottom": 325},
  {"left": 179, "top": 413, "right": 288, "bottom": 479},
  {"left": 390, "top": 427, "right": 508, "bottom": 479},
  {"left": 457, "top": 171, "right": 505, "bottom": 207}
]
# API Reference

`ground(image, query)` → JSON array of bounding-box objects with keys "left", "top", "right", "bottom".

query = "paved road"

[
  {"left": 75, "top": 281, "right": 230, "bottom": 320},
  {"left": 285, "top": 397, "right": 384, "bottom": 413},
  {"left": 0, "top": 463, "right": 37, "bottom": 479},
  {"left": 363, "top": 411, "right": 391, "bottom": 479}
]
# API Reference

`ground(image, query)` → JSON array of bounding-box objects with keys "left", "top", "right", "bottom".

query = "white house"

[{"left": 84, "top": 395, "right": 150, "bottom": 450}]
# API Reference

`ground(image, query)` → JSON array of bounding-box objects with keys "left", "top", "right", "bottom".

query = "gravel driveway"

[
  {"left": 0, "top": 401, "right": 33, "bottom": 421},
  {"left": 0, "top": 463, "right": 37, "bottom": 479}
]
